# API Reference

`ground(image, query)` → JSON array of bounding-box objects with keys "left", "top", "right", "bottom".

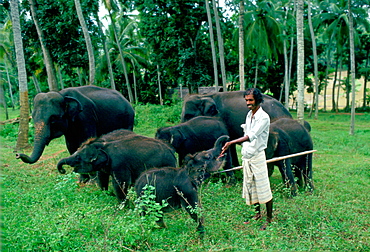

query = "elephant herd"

[{"left": 16, "top": 85, "right": 314, "bottom": 234}]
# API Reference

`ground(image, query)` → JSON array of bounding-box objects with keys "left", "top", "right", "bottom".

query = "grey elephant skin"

[
  {"left": 181, "top": 91, "right": 292, "bottom": 167},
  {"left": 135, "top": 135, "right": 229, "bottom": 236},
  {"left": 265, "top": 118, "right": 314, "bottom": 195},
  {"left": 57, "top": 129, "right": 177, "bottom": 202},
  {"left": 16, "top": 86, "right": 135, "bottom": 170}
]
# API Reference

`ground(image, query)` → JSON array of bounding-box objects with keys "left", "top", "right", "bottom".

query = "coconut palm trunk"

[
  {"left": 205, "top": 0, "right": 219, "bottom": 91},
  {"left": 348, "top": 0, "right": 356, "bottom": 135},
  {"left": 212, "top": 0, "right": 227, "bottom": 91},
  {"left": 28, "top": 0, "right": 58, "bottom": 91},
  {"left": 296, "top": 0, "right": 305, "bottom": 124},
  {"left": 74, "top": 0, "right": 95, "bottom": 85},
  {"left": 239, "top": 0, "right": 245, "bottom": 91},
  {"left": 10, "top": 0, "right": 30, "bottom": 151}
]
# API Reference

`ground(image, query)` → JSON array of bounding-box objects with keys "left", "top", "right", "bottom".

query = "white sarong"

[{"left": 242, "top": 150, "right": 272, "bottom": 205}]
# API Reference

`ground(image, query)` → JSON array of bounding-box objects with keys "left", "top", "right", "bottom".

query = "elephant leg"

[
  {"left": 293, "top": 165, "right": 303, "bottom": 188},
  {"left": 267, "top": 163, "right": 274, "bottom": 177},
  {"left": 111, "top": 170, "right": 131, "bottom": 203},
  {"left": 278, "top": 159, "right": 297, "bottom": 196},
  {"left": 156, "top": 216, "right": 167, "bottom": 228},
  {"left": 97, "top": 171, "right": 110, "bottom": 191},
  {"left": 229, "top": 144, "right": 240, "bottom": 167},
  {"left": 225, "top": 149, "right": 236, "bottom": 185},
  {"left": 304, "top": 153, "right": 314, "bottom": 191},
  {"left": 79, "top": 174, "right": 90, "bottom": 183}
]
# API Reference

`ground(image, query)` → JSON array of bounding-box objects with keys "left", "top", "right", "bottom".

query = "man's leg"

[
  {"left": 244, "top": 203, "right": 262, "bottom": 224},
  {"left": 260, "top": 199, "right": 273, "bottom": 230}
]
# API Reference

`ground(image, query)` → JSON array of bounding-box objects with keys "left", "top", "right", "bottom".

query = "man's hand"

[{"left": 219, "top": 141, "right": 232, "bottom": 158}]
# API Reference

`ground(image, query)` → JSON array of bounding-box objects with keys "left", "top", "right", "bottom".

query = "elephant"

[
  {"left": 181, "top": 91, "right": 292, "bottom": 169},
  {"left": 155, "top": 116, "right": 235, "bottom": 183},
  {"left": 135, "top": 135, "right": 229, "bottom": 236},
  {"left": 264, "top": 118, "right": 314, "bottom": 195},
  {"left": 16, "top": 85, "right": 135, "bottom": 182},
  {"left": 57, "top": 129, "right": 177, "bottom": 202}
]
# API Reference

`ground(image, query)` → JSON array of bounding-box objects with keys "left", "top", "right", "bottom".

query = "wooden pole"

[{"left": 215, "top": 150, "right": 317, "bottom": 174}]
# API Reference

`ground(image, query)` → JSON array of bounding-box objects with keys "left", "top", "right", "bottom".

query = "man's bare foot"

[{"left": 243, "top": 214, "right": 262, "bottom": 224}]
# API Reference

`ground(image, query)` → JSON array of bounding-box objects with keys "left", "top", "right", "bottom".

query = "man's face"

[{"left": 245, "top": 94, "right": 259, "bottom": 112}]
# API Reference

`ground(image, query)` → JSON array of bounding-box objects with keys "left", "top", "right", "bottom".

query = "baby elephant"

[
  {"left": 135, "top": 135, "right": 229, "bottom": 236},
  {"left": 57, "top": 129, "right": 177, "bottom": 202}
]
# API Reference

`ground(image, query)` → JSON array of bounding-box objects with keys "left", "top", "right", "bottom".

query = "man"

[{"left": 220, "top": 88, "right": 273, "bottom": 230}]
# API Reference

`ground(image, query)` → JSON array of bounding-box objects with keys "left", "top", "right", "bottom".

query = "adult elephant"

[
  {"left": 57, "top": 129, "right": 177, "bottom": 202},
  {"left": 181, "top": 91, "right": 292, "bottom": 167},
  {"left": 265, "top": 118, "right": 314, "bottom": 195},
  {"left": 16, "top": 86, "right": 135, "bottom": 182}
]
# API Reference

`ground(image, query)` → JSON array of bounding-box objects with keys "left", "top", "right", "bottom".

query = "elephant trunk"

[
  {"left": 213, "top": 135, "right": 230, "bottom": 155},
  {"left": 15, "top": 123, "right": 50, "bottom": 164},
  {"left": 57, "top": 157, "right": 68, "bottom": 174}
]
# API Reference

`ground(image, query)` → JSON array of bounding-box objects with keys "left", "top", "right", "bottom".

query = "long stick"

[{"left": 215, "top": 150, "right": 317, "bottom": 174}]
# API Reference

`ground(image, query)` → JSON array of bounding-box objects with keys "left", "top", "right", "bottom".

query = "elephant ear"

[
  {"left": 170, "top": 128, "right": 185, "bottom": 149},
  {"left": 201, "top": 97, "right": 219, "bottom": 116},
  {"left": 64, "top": 96, "right": 83, "bottom": 121}
]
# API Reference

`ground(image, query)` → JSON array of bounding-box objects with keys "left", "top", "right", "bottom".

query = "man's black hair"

[{"left": 244, "top": 88, "right": 264, "bottom": 105}]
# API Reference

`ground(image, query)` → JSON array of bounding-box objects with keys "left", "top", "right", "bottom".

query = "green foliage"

[
  {"left": 1, "top": 106, "right": 370, "bottom": 251},
  {"left": 135, "top": 184, "right": 169, "bottom": 224}
]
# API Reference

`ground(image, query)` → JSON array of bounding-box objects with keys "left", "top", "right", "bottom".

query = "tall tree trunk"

[
  {"left": 205, "top": 0, "right": 219, "bottom": 91},
  {"left": 28, "top": 0, "right": 58, "bottom": 91},
  {"left": 336, "top": 59, "right": 343, "bottom": 113},
  {"left": 32, "top": 74, "right": 41, "bottom": 93},
  {"left": 95, "top": 11, "right": 116, "bottom": 90},
  {"left": 132, "top": 60, "right": 138, "bottom": 104},
  {"left": 283, "top": 7, "right": 289, "bottom": 108},
  {"left": 157, "top": 65, "right": 163, "bottom": 105},
  {"left": 74, "top": 0, "right": 95, "bottom": 85},
  {"left": 254, "top": 58, "right": 259, "bottom": 88},
  {"left": 5, "top": 64, "right": 15, "bottom": 109},
  {"left": 0, "top": 81, "right": 9, "bottom": 120},
  {"left": 348, "top": 0, "right": 356, "bottom": 135},
  {"left": 212, "top": 0, "right": 227, "bottom": 91},
  {"left": 296, "top": 0, "right": 305, "bottom": 124},
  {"left": 332, "top": 55, "right": 339, "bottom": 111},
  {"left": 239, "top": 0, "right": 245, "bottom": 91},
  {"left": 56, "top": 64, "right": 65, "bottom": 90},
  {"left": 362, "top": 49, "right": 369, "bottom": 108},
  {"left": 307, "top": 0, "right": 319, "bottom": 119},
  {"left": 10, "top": 0, "right": 30, "bottom": 151},
  {"left": 108, "top": 11, "right": 133, "bottom": 102}
]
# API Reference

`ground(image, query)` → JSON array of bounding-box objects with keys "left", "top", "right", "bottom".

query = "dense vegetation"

[
  {"left": 1, "top": 0, "right": 369, "bottom": 106},
  {"left": 1, "top": 105, "right": 369, "bottom": 251}
]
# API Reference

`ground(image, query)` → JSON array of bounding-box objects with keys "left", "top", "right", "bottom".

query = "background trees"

[{"left": 0, "top": 0, "right": 369, "bottom": 108}]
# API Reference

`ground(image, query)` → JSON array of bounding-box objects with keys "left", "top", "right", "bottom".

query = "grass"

[{"left": 1, "top": 105, "right": 369, "bottom": 251}]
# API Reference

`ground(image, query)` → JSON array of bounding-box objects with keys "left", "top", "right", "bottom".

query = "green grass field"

[{"left": 1, "top": 105, "right": 369, "bottom": 251}]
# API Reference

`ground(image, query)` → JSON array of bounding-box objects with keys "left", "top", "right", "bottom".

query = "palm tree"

[
  {"left": 307, "top": 0, "right": 319, "bottom": 119},
  {"left": 243, "top": 0, "right": 284, "bottom": 88},
  {"left": 296, "top": 0, "right": 305, "bottom": 124},
  {"left": 205, "top": 0, "right": 219, "bottom": 91},
  {"left": 348, "top": 0, "right": 355, "bottom": 135},
  {"left": 28, "top": 0, "right": 58, "bottom": 91},
  {"left": 102, "top": 0, "right": 133, "bottom": 102},
  {"left": 74, "top": 0, "right": 95, "bottom": 85},
  {"left": 239, "top": 0, "right": 245, "bottom": 90},
  {"left": 212, "top": 0, "right": 227, "bottom": 91},
  {"left": 10, "top": 0, "right": 29, "bottom": 150},
  {"left": 94, "top": 11, "right": 116, "bottom": 90}
]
